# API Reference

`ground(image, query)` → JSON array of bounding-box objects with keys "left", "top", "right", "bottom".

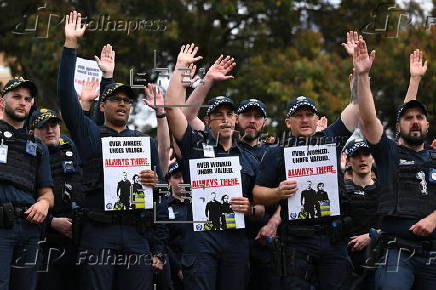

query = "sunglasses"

[{"left": 107, "top": 95, "right": 133, "bottom": 104}]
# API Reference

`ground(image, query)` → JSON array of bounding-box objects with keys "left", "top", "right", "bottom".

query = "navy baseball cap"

[
  {"left": 344, "top": 139, "right": 370, "bottom": 157},
  {"left": 165, "top": 161, "right": 182, "bottom": 180},
  {"left": 286, "top": 96, "right": 318, "bottom": 117},
  {"left": 101, "top": 83, "right": 136, "bottom": 102},
  {"left": 237, "top": 99, "right": 267, "bottom": 117},
  {"left": 1, "top": 77, "right": 38, "bottom": 98},
  {"left": 205, "top": 96, "right": 235, "bottom": 116},
  {"left": 396, "top": 100, "right": 428, "bottom": 122},
  {"left": 30, "top": 108, "right": 62, "bottom": 129}
]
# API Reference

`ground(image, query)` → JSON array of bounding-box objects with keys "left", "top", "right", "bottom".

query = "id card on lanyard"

[{"left": 202, "top": 144, "right": 215, "bottom": 158}]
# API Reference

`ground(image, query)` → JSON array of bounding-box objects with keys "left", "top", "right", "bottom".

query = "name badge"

[
  {"left": 429, "top": 168, "right": 436, "bottom": 184},
  {"left": 25, "top": 140, "right": 37, "bottom": 156},
  {"left": 203, "top": 144, "right": 215, "bottom": 158},
  {"left": 0, "top": 145, "right": 8, "bottom": 163},
  {"left": 168, "top": 206, "right": 176, "bottom": 220}
]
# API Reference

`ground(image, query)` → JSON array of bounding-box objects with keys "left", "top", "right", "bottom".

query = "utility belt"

[
  {"left": 0, "top": 202, "right": 30, "bottom": 229},
  {"left": 379, "top": 234, "right": 436, "bottom": 252},
  {"left": 72, "top": 208, "right": 154, "bottom": 246},
  {"left": 365, "top": 233, "right": 436, "bottom": 269},
  {"left": 271, "top": 237, "right": 316, "bottom": 282},
  {"left": 281, "top": 217, "right": 351, "bottom": 243}
]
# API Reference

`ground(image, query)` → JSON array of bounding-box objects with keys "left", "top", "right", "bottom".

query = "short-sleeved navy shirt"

[
  {"left": 369, "top": 133, "right": 435, "bottom": 236},
  {"left": 238, "top": 141, "right": 272, "bottom": 162},
  {"left": 255, "top": 118, "right": 351, "bottom": 224},
  {"left": 0, "top": 122, "right": 53, "bottom": 204}
]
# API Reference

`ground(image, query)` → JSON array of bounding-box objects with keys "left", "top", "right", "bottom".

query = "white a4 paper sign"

[
  {"left": 74, "top": 57, "right": 102, "bottom": 97},
  {"left": 102, "top": 137, "right": 153, "bottom": 211},
  {"left": 189, "top": 156, "right": 245, "bottom": 231},
  {"left": 284, "top": 144, "right": 340, "bottom": 220}
]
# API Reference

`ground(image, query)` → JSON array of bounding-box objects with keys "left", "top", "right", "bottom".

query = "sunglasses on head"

[{"left": 107, "top": 95, "right": 133, "bottom": 104}]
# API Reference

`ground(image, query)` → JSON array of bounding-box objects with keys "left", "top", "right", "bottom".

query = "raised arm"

[
  {"left": 182, "top": 55, "right": 236, "bottom": 131},
  {"left": 353, "top": 39, "right": 383, "bottom": 145},
  {"left": 340, "top": 31, "right": 361, "bottom": 132},
  {"left": 166, "top": 44, "right": 203, "bottom": 141},
  {"left": 144, "top": 83, "right": 171, "bottom": 175},
  {"left": 404, "top": 49, "right": 428, "bottom": 103},
  {"left": 58, "top": 11, "right": 99, "bottom": 158}
]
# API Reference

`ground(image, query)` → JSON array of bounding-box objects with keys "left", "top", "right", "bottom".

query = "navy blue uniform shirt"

[
  {"left": 255, "top": 118, "right": 351, "bottom": 224},
  {"left": 57, "top": 47, "right": 163, "bottom": 209},
  {"left": 0, "top": 121, "right": 53, "bottom": 204}
]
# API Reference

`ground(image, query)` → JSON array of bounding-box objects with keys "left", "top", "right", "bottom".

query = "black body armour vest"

[
  {"left": 341, "top": 179, "right": 379, "bottom": 235},
  {"left": 50, "top": 142, "right": 83, "bottom": 215},
  {"left": 81, "top": 127, "right": 144, "bottom": 193},
  {"left": 0, "top": 121, "right": 41, "bottom": 195},
  {"left": 378, "top": 146, "right": 436, "bottom": 219}
]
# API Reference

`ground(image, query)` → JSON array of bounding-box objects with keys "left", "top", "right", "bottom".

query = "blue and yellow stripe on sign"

[
  {"left": 320, "top": 201, "right": 331, "bottom": 217},
  {"left": 224, "top": 213, "right": 236, "bottom": 229}
]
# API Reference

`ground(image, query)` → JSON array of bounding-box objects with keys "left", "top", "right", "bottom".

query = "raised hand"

[
  {"left": 353, "top": 40, "right": 376, "bottom": 75},
  {"left": 144, "top": 83, "right": 165, "bottom": 114},
  {"left": 341, "top": 31, "right": 360, "bottom": 56},
  {"left": 316, "top": 116, "right": 328, "bottom": 132},
  {"left": 94, "top": 44, "right": 115, "bottom": 78},
  {"left": 64, "top": 11, "right": 87, "bottom": 48},
  {"left": 180, "top": 63, "right": 201, "bottom": 88},
  {"left": 410, "top": 49, "right": 428, "bottom": 78},
  {"left": 79, "top": 77, "right": 100, "bottom": 102},
  {"left": 204, "top": 55, "right": 236, "bottom": 83},
  {"left": 176, "top": 44, "right": 203, "bottom": 67}
]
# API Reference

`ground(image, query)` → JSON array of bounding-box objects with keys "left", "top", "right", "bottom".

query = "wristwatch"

[{"left": 156, "top": 113, "right": 167, "bottom": 119}]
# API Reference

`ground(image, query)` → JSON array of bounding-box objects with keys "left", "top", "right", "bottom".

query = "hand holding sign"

[
  {"left": 230, "top": 196, "right": 250, "bottom": 215},
  {"left": 139, "top": 169, "right": 157, "bottom": 188},
  {"left": 276, "top": 180, "right": 297, "bottom": 199}
]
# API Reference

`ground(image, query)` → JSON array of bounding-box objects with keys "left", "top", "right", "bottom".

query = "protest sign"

[
  {"left": 74, "top": 57, "right": 102, "bottom": 96},
  {"left": 284, "top": 144, "right": 340, "bottom": 220},
  {"left": 189, "top": 156, "right": 245, "bottom": 231},
  {"left": 102, "top": 137, "right": 152, "bottom": 211}
]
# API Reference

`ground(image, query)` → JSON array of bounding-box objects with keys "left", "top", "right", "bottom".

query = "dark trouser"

[
  {"left": 249, "top": 240, "right": 282, "bottom": 290},
  {"left": 280, "top": 235, "right": 352, "bottom": 290},
  {"left": 78, "top": 221, "right": 153, "bottom": 290},
  {"left": 348, "top": 247, "right": 375, "bottom": 290},
  {"left": 375, "top": 247, "right": 436, "bottom": 290},
  {"left": 0, "top": 219, "right": 41, "bottom": 290},
  {"left": 182, "top": 230, "right": 249, "bottom": 290},
  {"left": 37, "top": 235, "right": 79, "bottom": 290}
]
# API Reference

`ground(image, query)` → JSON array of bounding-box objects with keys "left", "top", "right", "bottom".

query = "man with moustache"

[
  {"left": 165, "top": 44, "right": 263, "bottom": 290},
  {"left": 354, "top": 39, "right": 436, "bottom": 289},
  {"left": 0, "top": 78, "right": 54, "bottom": 290},
  {"left": 29, "top": 109, "right": 82, "bottom": 290},
  {"left": 57, "top": 11, "right": 165, "bottom": 290}
]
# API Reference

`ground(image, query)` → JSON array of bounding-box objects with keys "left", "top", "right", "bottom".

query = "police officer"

[
  {"left": 253, "top": 94, "right": 359, "bottom": 289},
  {"left": 354, "top": 39, "right": 436, "bottom": 290},
  {"left": 165, "top": 44, "right": 264, "bottom": 290},
  {"left": 159, "top": 161, "right": 190, "bottom": 290},
  {"left": 342, "top": 139, "right": 379, "bottom": 290},
  {"left": 57, "top": 11, "right": 166, "bottom": 290},
  {"left": 236, "top": 99, "right": 282, "bottom": 290},
  {"left": 29, "top": 108, "right": 82, "bottom": 290},
  {"left": 0, "top": 78, "right": 54, "bottom": 290}
]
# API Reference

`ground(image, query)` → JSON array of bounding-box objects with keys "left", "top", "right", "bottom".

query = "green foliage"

[{"left": 0, "top": 0, "right": 434, "bottom": 138}]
